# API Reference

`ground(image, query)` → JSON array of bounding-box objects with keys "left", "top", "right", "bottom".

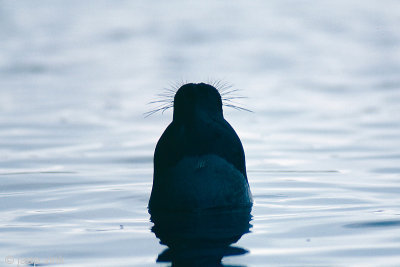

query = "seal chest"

[{"left": 148, "top": 83, "right": 252, "bottom": 212}]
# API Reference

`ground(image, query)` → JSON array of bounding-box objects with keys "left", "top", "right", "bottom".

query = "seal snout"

[{"left": 173, "top": 83, "right": 223, "bottom": 122}]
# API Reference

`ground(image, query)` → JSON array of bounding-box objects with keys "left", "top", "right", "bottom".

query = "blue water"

[{"left": 1, "top": 1, "right": 400, "bottom": 266}]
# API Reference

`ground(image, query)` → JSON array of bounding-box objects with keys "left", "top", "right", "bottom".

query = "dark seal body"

[{"left": 148, "top": 83, "right": 252, "bottom": 212}]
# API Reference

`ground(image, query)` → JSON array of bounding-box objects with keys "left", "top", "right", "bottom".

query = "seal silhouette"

[{"left": 148, "top": 83, "right": 252, "bottom": 212}]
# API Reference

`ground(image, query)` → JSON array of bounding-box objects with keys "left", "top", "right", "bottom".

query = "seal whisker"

[
  {"left": 222, "top": 99, "right": 251, "bottom": 111},
  {"left": 161, "top": 106, "right": 172, "bottom": 114},
  {"left": 209, "top": 79, "right": 217, "bottom": 88},
  {"left": 224, "top": 104, "right": 253, "bottom": 113},
  {"left": 145, "top": 84, "right": 178, "bottom": 117},
  {"left": 207, "top": 77, "right": 215, "bottom": 87},
  {"left": 221, "top": 87, "right": 251, "bottom": 112},
  {"left": 149, "top": 96, "right": 173, "bottom": 102},
  {"left": 217, "top": 82, "right": 233, "bottom": 93},
  {"left": 144, "top": 105, "right": 173, "bottom": 117},
  {"left": 168, "top": 81, "right": 181, "bottom": 92},
  {"left": 208, "top": 80, "right": 233, "bottom": 94},
  {"left": 156, "top": 93, "right": 175, "bottom": 99},
  {"left": 148, "top": 99, "right": 174, "bottom": 104},
  {"left": 220, "top": 89, "right": 242, "bottom": 96},
  {"left": 222, "top": 99, "right": 245, "bottom": 105},
  {"left": 162, "top": 87, "right": 177, "bottom": 94},
  {"left": 150, "top": 102, "right": 174, "bottom": 109},
  {"left": 219, "top": 85, "right": 234, "bottom": 94},
  {"left": 214, "top": 80, "right": 223, "bottom": 89},
  {"left": 222, "top": 96, "right": 248, "bottom": 100}
]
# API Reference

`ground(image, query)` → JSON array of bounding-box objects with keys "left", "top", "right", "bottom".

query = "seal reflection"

[{"left": 150, "top": 207, "right": 252, "bottom": 266}]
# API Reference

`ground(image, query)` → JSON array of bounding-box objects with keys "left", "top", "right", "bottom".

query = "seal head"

[{"left": 148, "top": 83, "right": 252, "bottom": 212}]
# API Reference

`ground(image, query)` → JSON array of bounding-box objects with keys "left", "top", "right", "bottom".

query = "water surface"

[{"left": 1, "top": 1, "right": 400, "bottom": 266}]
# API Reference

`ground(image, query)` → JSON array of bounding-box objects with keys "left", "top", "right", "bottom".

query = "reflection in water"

[{"left": 150, "top": 207, "right": 252, "bottom": 266}]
